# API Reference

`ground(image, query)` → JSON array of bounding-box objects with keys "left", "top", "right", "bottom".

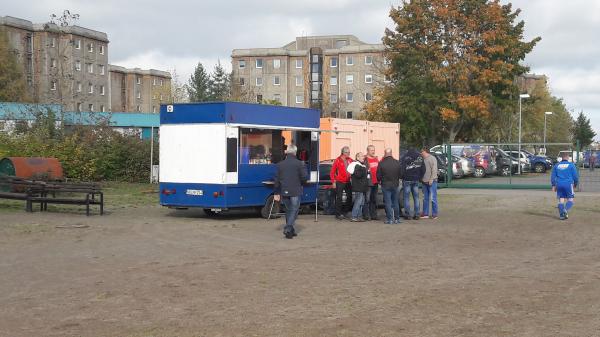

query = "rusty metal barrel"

[{"left": 0, "top": 157, "right": 64, "bottom": 180}]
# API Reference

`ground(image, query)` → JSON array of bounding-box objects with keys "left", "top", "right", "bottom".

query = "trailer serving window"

[{"left": 239, "top": 128, "right": 284, "bottom": 165}]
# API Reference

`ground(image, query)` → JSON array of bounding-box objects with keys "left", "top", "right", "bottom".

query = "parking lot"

[{"left": 1, "top": 187, "right": 600, "bottom": 337}]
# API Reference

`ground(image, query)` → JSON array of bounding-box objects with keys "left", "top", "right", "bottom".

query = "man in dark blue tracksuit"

[
  {"left": 551, "top": 152, "right": 579, "bottom": 220},
  {"left": 274, "top": 144, "right": 308, "bottom": 239}
]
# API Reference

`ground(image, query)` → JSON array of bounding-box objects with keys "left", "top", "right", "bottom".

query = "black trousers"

[
  {"left": 363, "top": 184, "right": 379, "bottom": 219},
  {"left": 335, "top": 182, "right": 352, "bottom": 216}
]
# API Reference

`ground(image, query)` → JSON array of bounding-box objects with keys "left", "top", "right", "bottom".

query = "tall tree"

[
  {"left": 209, "top": 60, "right": 230, "bottom": 101},
  {"left": 187, "top": 62, "right": 212, "bottom": 102},
  {"left": 383, "top": 0, "right": 540, "bottom": 145},
  {"left": 169, "top": 67, "right": 189, "bottom": 103},
  {"left": 0, "top": 28, "right": 29, "bottom": 102},
  {"left": 573, "top": 111, "right": 596, "bottom": 149}
]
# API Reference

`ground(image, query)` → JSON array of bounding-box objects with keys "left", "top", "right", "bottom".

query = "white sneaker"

[{"left": 421, "top": 215, "right": 430, "bottom": 219}]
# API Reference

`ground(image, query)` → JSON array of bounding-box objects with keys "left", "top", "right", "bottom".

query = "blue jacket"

[
  {"left": 274, "top": 155, "right": 308, "bottom": 197},
  {"left": 400, "top": 149, "right": 425, "bottom": 182},
  {"left": 551, "top": 160, "right": 579, "bottom": 187}
]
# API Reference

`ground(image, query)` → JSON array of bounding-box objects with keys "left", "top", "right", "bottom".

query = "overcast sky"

[{"left": 2, "top": 0, "right": 599, "bottom": 139}]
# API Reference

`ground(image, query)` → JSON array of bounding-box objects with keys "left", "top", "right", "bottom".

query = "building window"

[
  {"left": 384, "top": 74, "right": 391, "bottom": 83},
  {"left": 335, "top": 40, "right": 348, "bottom": 48},
  {"left": 89, "top": 104, "right": 94, "bottom": 111},
  {"left": 88, "top": 84, "right": 93, "bottom": 94},
  {"left": 87, "top": 43, "right": 94, "bottom": 53},
  {"left": 239, "top": 60, "right": 246, "bottom": 69},
  {"left": 50, "top": 37, "right": 56, "bottom": 48},
  {"left": 99, "top": 45, "right": 104, "bottom": 55},
  {"left": 76, "top": 82, "right": 82, "bottom": 92},
  {"left": 160, "top": 94, "right": 163, "bottom": 101},
  {"left": 137, "top": 77, "right": 141, "bottom": 85},
  {"left": 346, "top": 92, "right": 353, "bottom": 102},
  {"left": 256, "top": 77, "right": 263, "bottom": 86},
  {"left": 365, "top": 74, "right": 373, "bottom": 83},
  {"left": 256, "top": 59, "right": 263, "bottom": 68},
  {"left": 295, "top": 59, "right": 303, "bottom": 69},
  {"left": 152, "top": 106, "right": 156, "bottom": 113},
  {"left": 365, "top": 55, "right": 373, "bottom": 65},
  {"left": 273, "top": 59, "right": 281, "bottom": 69},
  {"left": 77, "top": 103, "right": 82, "bottom": 112},
  {"left": 273, "top": 76, "right": 280, "bottom": 85},
  {"left": 100, "top": 105, "right": 105, "bottom": 112},
  {"left": 330, "top": 76, "right": 337, "bottom": 86},
  {"left": 75, "top": 60, "right": 81, "bottom": 71},
  {"left": 137, "top": 91, "right": 141, "bottom": 99},
  {"left": 153, "top": 94, "right": 157, "bottom": 100},
  {"left": 153, "top": 78, "right": 156, "bottom": 86},
  {"left": 365, "top": 92, "right": 373, "bottom": 101},
  {"left": 50, "top": 58, "right": 57, "bottom": 68},
  {"left": 295, "top": 94, "right": 303, "bottom": 104},
  {"left": 330, "top": 57, "right": 338, "bottom": 67},
  {"left": 136, "top": 105, "right": 141, "bottom": 112},
  {"left": 75, "top": 39, "right": 81, "bottom": 49},
  {"left": 273, "top": 94, "right": 281, "bottom": 102},
  {"left": 239, "top": 77, "right": 245, "bottom": 86},
  {"left": 87, "top": 63, "right": 93, "bottom": 73},
  {"left": 330, "top": 93, "right": 338, "bottom": 103},
  {"left": 346, "top": 111, "right": 353, "bottom": 119},
  {"left": 383, "top": 57, "right": 392, "bottom": 65},
  {"left": 99, "top": 64, "right": 105, "bottom": 75},
  {"left": 346, "top": 74, "right": 353, "bottom": 84},
  {"left": 256, "top": 94, "right": 263, "bottom": 103},
  {"left": 295, "top": 75, "right": 303, "bottom": 86},
  {"left": 346, "top": 56, "right": 354, "bottom": 66},
  {"left": 50, "top": 81, "right": 57, "bottom": 91},
  {"left": 160, "top": 79, "right": 163, "bottom": 86},
  {"left": 100, "top": 85, "right": 105, "bottom": 95}
]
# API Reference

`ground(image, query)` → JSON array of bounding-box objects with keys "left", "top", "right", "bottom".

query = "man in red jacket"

[{"left": 331, "top": 146, "right": 353, "bottom": 220}]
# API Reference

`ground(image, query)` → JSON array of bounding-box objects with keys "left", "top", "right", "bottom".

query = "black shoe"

[
  {"left": 413, "top": 215, "right": 420, "bottom": 220},
  {"left": 404, "top": 216, "right": 411, "bottom": 220},
  {"left": 364, "top": 216, "right": 371, "bottom": 221},
  {"left": 371, "top": 216, "right": 379, "bottom": 221},
  {"left": 292, "top": 232, "right": 298, "bottom": 237},
  {"left": 284, "top": 232, "right": 294, "bottom": 239}
]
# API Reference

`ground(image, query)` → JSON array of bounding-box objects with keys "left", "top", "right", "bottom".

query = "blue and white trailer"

[{"left": 159, "top": 102, "right": 320, "bottom": 217}]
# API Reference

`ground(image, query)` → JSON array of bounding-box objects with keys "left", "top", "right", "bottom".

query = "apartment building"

[
  {"left": 231, "top": 35, "right": 388, "bottom": 118},
  {"left": 109, "top": 65, "right": 171, "bottom": 113},
  {"left": 1, "top": 16, "right": 110, "bottom": 112}
]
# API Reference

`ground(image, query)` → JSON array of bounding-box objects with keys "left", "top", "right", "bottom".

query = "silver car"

[{"left": 453, "top": 155, "right": 474, "bottom": 177}]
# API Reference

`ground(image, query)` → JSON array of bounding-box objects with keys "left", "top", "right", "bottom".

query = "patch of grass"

[
  {"left": 0, "top": 199, "right": 26, "bottom": 213},
  {"left": 101, "top": 181, "right": 158, "bottom": 208}
]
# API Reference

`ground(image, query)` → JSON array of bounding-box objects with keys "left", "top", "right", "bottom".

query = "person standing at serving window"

[{"left": 273, "top": 144, "right": 308, "bottom": 239}]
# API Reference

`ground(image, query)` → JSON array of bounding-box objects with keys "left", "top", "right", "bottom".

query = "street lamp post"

[
  {"left": 544, "top": 111, "right": 553, "bottom": 154},
  {"left": 518, "top": 94, "right": 530, "bottom": 174}
]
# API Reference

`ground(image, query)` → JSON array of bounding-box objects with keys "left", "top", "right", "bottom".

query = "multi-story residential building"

[
  {"left": 108, "top": 65, "right": 171, "bottom": 113},
  {"left": 1, "top": 16, "right": 110, "bottom": 112},
  {"left": 231, "top": 35, "right": 388, "bottom": 118},
  {"left": 1, "top": 15, "right": 171, "bottom": 113}
]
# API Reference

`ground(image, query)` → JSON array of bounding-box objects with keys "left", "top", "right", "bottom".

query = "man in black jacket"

[
  {"left": 400, "top": 148, "right": 426, "bottom": 220},
  {"left": 274, "top": 144, "right": 308, "bottom": 239},
  {"left": 376, "top": 148, "right": 402, "bottom": 224}
]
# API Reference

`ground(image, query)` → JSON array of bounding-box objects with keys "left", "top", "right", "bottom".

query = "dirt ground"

[{"left": 1, "top": 188, "right": 600, "bottom": 337}]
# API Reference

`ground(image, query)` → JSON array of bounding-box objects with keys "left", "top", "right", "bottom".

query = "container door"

[{"left": 225, "top": 126, "right": 238, "bottom": 184}]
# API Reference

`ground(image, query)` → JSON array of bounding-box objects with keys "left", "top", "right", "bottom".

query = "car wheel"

[
  {"left": 474, "top": 166, "right": 486, "bottom": 178},
  {"left": 500, "top": 166, "right": 511, "bottom": 176},
  {"left": 534, "top": 163, "right": 546, "bottom": 173}
]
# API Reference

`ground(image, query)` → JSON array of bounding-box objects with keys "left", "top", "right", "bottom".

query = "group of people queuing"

[{"left": 329, "top": 145, "right": 439, "bottom": 225}]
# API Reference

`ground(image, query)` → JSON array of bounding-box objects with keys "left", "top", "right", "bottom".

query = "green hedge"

[{"left": 0, "top": 115, "right": 157, "bottom": 182}]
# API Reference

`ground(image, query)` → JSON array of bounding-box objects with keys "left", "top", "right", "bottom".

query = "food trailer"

[{"left": 159, "top": 102, "right": 320, "bottom": 217}]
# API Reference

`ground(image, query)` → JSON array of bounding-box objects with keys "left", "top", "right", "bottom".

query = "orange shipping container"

[{"left": 319, "top": 118, "right": 400, "bottom": 161}]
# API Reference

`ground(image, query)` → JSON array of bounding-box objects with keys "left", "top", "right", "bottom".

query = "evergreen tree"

[
  {"left": 0, "top": 28, "right": 29, "bottom": 102},
  {"left": 573, "top": 111, "right": 596, "bottom": 148},
  {"left": 187, "top": 62, "right": 212, "bottom": 102},
  {"left": 209, "top": 60, "right": 230, "bottom": 101}
]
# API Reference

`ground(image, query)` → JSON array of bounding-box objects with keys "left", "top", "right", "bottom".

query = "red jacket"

[{"left": 330, "top": 155, "right": 353, "bottom": 183}]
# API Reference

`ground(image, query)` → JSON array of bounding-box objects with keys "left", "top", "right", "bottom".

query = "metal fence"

[
  {"left": 577, "top": 148, "right": 600, "bottom": 192},
  {"left": 437, "top": 143, "right": 575, "bottom": 190}
]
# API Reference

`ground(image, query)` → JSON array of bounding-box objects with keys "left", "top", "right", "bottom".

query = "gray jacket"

[{"left": 422, "top": 154, "right": 438, "bottom": 184}]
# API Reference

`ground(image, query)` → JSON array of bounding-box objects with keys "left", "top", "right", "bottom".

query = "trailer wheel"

[
  {"left": 260, "top": 195, "right": 281, "bottom": 219},
  {"left": 203, "top": 209, "right": 218, "bottom": 217}
]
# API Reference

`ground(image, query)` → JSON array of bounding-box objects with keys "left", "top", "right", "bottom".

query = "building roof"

[
  {"left": 109, "top": 65, "right": 172, "bottom": 79},
  {"left": 0, "top": 16, "right": 109, "bottom": 42}
]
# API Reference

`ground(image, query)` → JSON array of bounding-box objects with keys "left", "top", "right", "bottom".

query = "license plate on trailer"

[{"left": 186, "top": 189, "right": 203, "bottom": 196}]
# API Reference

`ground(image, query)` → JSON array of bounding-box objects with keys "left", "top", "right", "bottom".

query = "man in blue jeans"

[
  {"left": 376, "top": 148, "right": 402, "bottom": 224},
  {"left": 400, "top": 148, "right": 425, "bottom": 220},
  {"left": 420, "top": 147, "right": 438, "bottom": 219},
  {"left": 273, "top": 144, "right": 308, "bottom": 239}
]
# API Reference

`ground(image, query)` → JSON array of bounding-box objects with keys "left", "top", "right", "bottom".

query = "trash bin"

[{"left": 0, "top": 157, "right": 64, "bottom": 180}]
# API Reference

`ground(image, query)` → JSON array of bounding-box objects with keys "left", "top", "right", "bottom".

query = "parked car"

[
  {"left": 520, "top": 150, "right": 553, "bottom": 173},
  {"left": 556, "top": 150, "right": 581, "bottom": 164},
  {"left": 505, "top": 150, "right": 532, "bottom": 173},
  {"left": 495, "top": 149, "right": 519, "bottom": 176},
  {"left": 430, "top": 145, "right": 497, "bottom": 178},
  {"left": 453, "top": 155, "right": 474, "bottom": 177}
]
